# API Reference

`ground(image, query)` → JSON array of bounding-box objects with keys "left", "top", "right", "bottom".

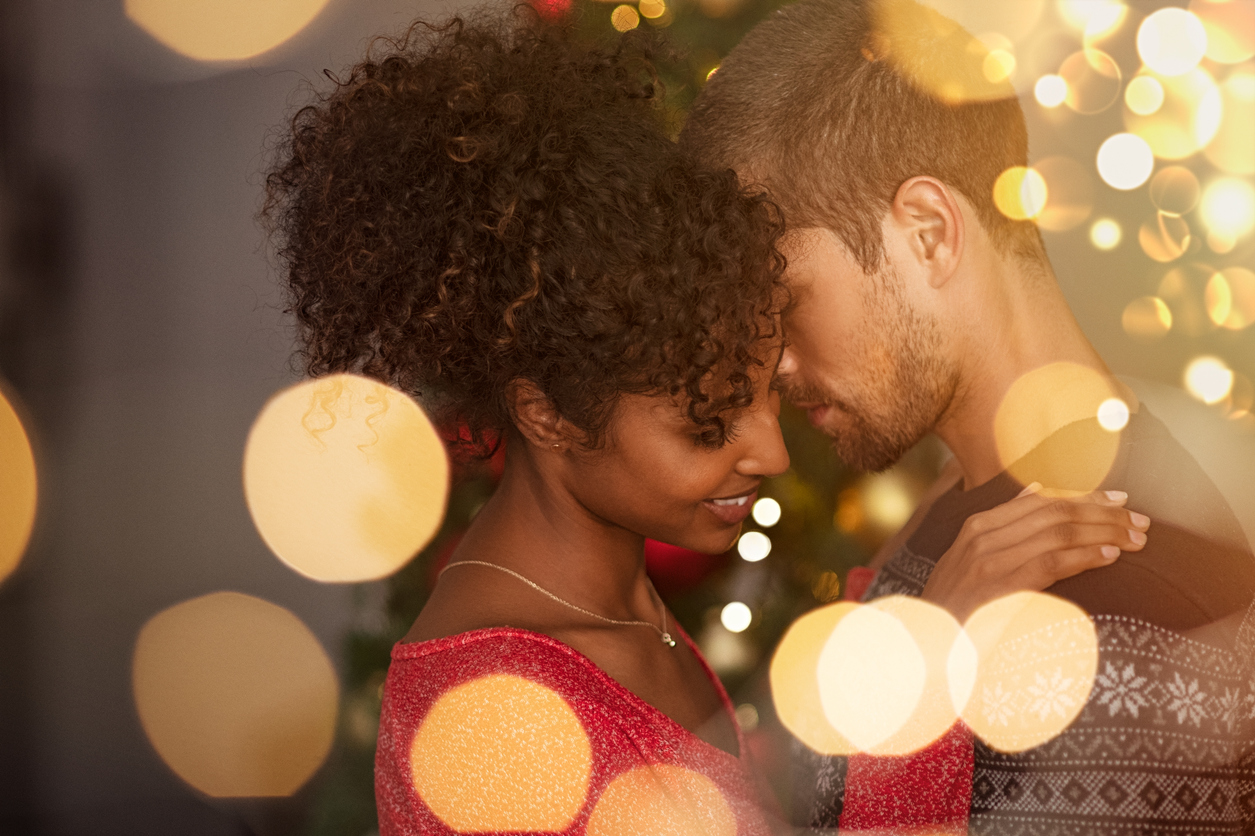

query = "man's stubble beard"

[{"left": 789, "top": 267, "right": 959, "bottom": 473}]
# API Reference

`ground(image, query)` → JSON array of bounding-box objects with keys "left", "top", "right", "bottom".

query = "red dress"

[{"left": 375, "top": 627, "right": 775, "bottom": 835}]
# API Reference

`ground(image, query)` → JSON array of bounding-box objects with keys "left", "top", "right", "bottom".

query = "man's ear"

[
  {"left": 889, "top": 176, "right": 965, "bottom": 288},
  {"left": 506, "top": 379, "right": 575, "bottom": 451}
]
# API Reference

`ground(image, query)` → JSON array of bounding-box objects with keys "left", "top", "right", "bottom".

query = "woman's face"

[{"left": 567, "top": 365, "right": 790, "bottom": 554}]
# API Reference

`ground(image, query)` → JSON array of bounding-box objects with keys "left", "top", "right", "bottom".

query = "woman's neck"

[{"left": 450, "top": 448, "right": 659, "bottom": 623}]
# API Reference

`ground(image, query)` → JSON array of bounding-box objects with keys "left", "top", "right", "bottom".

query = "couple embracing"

[{"left": 263, "top": 0, "right": 1255, "bottom": 833}]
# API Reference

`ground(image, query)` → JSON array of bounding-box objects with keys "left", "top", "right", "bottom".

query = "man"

[{"left": 682, "top": 0, "right": 1255, "bottom": 832}]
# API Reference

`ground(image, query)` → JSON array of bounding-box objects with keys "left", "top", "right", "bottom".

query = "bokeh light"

[
  {"left": 1137, "top": 8, "right": 1209, "bottom": 77},
  {"left": 1149, "top": 166, "right": 1201, "bottom": 215},
  {"left": 924, "top": 0, "right": 1046, "bottom": 45},
  {"left": 125, "top": 0, "right": 331, "bottom": 62},
  {"left": 610, "top": 4, "right": 640, "bottom": 31},
  {"left": 870, "top": 0, "right": 1017, "bottom": 105},
  {"left": 735, "top": 703, "right": 760, "bottom": 732},
  {"left": 1097, "top": 398, "right": 1130, "bottom": 432},
  {"left": 771, "top": 602, "right": 860, "bottom": 755},
  {"left": 1035, "top": 156, "right": 1094, "bottom": 231},
  {"left": 1124, "top": 75, "right": 1165, "bottom": 116},
  {"left": 132, "top": 592, "right": 338, "bottom": 797},
  {"left": 1206, "top": 267, "right": 1255, "bottom": 330},
  {"left": 1057, "top": 0, "right": 1128, "bottom": 42},
  {"left": 638, "top": 0, "right": 666, "bottom": 19},
  {"left": 587, "top": 765, "right": 735, "bottom": 836},
  {"left": 823, "top": 596, "right": 963, "bottom": 756},
  {"left": 1124, "top": 69, "right": 1222, "bottom": 160},
  {"left": 983, "top": 49, "right": 1017, "bottom": 84},
  {"left": 1205, "top": 73, "right": 1255, "bottom": 175},
  {"left": 1159, "top": 263, "right": 1216, "bottom": 336},
  {"left": 1200, "top": 178, "right": 1255, "bottom": 241},
  {"left": 993, "top": 166, "right": 1048, "bottom": 220},
  {"left": 1138, "top": 212, "right": 1192, "bottom": 263},
  {"left": 1035, "top": 74, "right": 1068, "bottom": 107},
  {"left": 737, "top": 531, "right": 771, "bottom": 562},
  {"left": 1184, "top": 356, "right": 1235, "bottom": 404},
  {"left": 243, "top": 374, "right": 449, "bottom": 583},
  {"left": 751, "top": 496, "right": 781, "bottom": 527},
  {"left": 1096, "top": 133, "right": 1154, "bottom": 190},
  {"left": 816, "top": 603, "right": 925, "bottom": 753},
  {"left": 994, "top": 362, "right": 1124, "bottom": 491},
  {"left": 1191, "top": 0, "right": 1255, "bottom": 64},
  {"left": 959, "top": 592, "right": 1098, "bottom": 753},
  {"left": 411, "top": 674, "right": 590, "bottom": 831},
  {"left": 1090, "top": 217, "right": 1123, "bottom": 250},
  {"left": 721, "top": 601, "right": 752, "bottom": 633},
  {"left": 862, "top": 472, "right": 917, "bottom": 531},
  {"left": 1122, "top": 296, "right": 1173, "bottom": 339},
  {"left": 1060, "top": 49, "right": 1123, "bottom": 114},
  {"left": 0, "top": 386, "right": 37, "bottom": 587}
]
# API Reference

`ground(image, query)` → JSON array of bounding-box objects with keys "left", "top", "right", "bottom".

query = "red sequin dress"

[{"left": 375, "top": 627, "right": 775, "bottom": 835}]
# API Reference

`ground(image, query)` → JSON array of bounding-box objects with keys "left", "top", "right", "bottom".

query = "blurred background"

[{"left": 0, "top": 0, "right": 1251, "bottom": 834}]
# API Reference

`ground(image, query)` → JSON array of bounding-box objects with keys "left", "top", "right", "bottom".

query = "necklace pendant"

[{"left": 661, "top": 632, "right": 676, "bottom": 647}]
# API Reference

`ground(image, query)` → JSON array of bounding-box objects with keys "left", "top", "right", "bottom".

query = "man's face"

[{"left": 776, "top": 228, "right": 959, "bottom": 472}]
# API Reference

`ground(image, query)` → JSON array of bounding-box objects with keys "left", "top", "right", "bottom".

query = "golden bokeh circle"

[
  {"left": 1191, "top": 0, "right": 1255, "bottom": 64},
  {"left": 1124, "top": 69, "right": 1222, "bottom": 161},
  {"left": 871, "top": 0, "right": 1016, "bottom": 105},
  {"left": 960, "top": 592, "right": 1098, "bottom": 753},
  {"left": 411, "top": 674, "right": 591, "bottom": 832},
  {"left": 1034, "top": 156, "right": 1094, "bottom": 232},
  {"left": 1159, "top": 263, "right": 1218, "bottom": 337},
  {"left": 993, "top": 362, "right": 1127, "bottom": 492},
  {"left": 1060, "top": 49, "right": 1122, "bottom": 115},
  {"left": 132, "top": 591, "right": 338, "bottom": 797},
  {"left": 1122, "top": 296, "right": 1173, "bottom": 340},
  {"left": 587, "top": 765, "right": 736, "bottom": 836},
  {"left": 125, "top": 0, "right": 331, "bottom": 61},
  {"left": 1206, "top": 267, "right": 1255, "bottom": 330},
  {"left": 0, "top": 385, "right": 37, "bottom": 587},
  {"left": 770, "top": 602, "right": 861, "bottom": 755},
  {"left": 993, "top": 166, "right": 1048, "bottom": 221},
  {"left": 772, "top": 597, "right": 962, "bottom": 757},
  {"left": 826, "top": 596, "right": 962, "bottom": 756},
  {"left": 1204, "top": 73, "right": 1255, "bottom": 175},
  {"left": 243, "top": 374, "right": 450, "bottom": 583},
  {"left": 1137, "top": 8, "right": 1208, "bottom": 77},
  {"left": 1149, "top": 166, "right": 1202, "bottom": 216}
]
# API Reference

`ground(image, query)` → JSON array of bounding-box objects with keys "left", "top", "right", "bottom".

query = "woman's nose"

[{"left": 737, "top": 398, "right": 790, "bottom": 479}]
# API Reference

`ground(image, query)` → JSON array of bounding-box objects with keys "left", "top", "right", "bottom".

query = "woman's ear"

[{"left": 506, "top": 379, "right": 574, "bottom": 451}]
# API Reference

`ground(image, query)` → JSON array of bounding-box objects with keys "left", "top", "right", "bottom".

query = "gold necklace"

[{"left": 440, "top": 559, "right": 676, "bottom": 647}]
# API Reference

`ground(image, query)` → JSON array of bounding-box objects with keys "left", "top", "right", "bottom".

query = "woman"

[{"left": 263, "top": 9, "right": 1148, "bottom": 835}]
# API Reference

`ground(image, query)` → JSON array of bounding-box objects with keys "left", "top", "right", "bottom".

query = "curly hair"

[{"left": 262, "top": 7, "right": 786, "bottom": 451}]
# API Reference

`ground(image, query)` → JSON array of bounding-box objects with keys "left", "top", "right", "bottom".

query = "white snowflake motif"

[
  {"left": 982, "top": 681, "right": 1015, "bottom": 727},
  {"left": 1095, "top": 661, "right": 1150, "bottom": 718},
  {"left": 1028, "top": 668, "right": 1077, "bottom": 720},
  {"left": 1166, "top": 673, "right": 1208, "bottom": 726},
  {"left": 1217, "top": 687, "right": 1243, "bottom": 732}
]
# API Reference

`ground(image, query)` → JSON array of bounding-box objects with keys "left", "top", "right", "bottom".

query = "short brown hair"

[
  {"left": 263, "top": 10, "right": 786, "bottom": 451},
  {"left": 681, "top": 0, "right": 1043, "bottom": 273}
]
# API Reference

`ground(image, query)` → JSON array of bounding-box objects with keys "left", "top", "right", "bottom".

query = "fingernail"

[
  {"left": 1104, "top": 490, "right": 1128, "bottom": 502},
  {"left": 1129, "top": 512, "right": 1150, "bottom": 530},
  {"left": 1101, "top": 545, "right": 1121, "bottom": 560},
  {"left": 1017, "top": 482, "right": 1043, "bottom": 498},
  {"left": 1128, "top": 529, "right": 1147, "bottom": 545}
]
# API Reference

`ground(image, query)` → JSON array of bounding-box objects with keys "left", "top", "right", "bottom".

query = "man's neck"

[{"left": 933, "top": 266, "right": 1127, "bottom": 490}]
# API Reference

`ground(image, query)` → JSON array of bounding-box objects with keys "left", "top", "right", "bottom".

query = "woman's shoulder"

[{"left": 382, "top": 628, "right": 640, "bottom": 724}]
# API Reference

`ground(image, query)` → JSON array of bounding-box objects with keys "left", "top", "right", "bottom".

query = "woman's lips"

[{"left": 702, "top": 491, "right": 757, "bottom": 525}]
